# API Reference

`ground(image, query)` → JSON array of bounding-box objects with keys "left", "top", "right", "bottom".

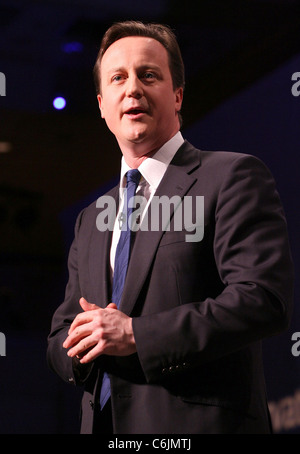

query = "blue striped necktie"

[{"left": 100, "top": 168, "right": 141, "bottom": 410}]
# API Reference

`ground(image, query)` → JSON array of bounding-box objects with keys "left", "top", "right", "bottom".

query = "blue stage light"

[
  {"left": 53, "top": 97, "right": 66, "bottom": 110},
  {"left": 62, "top": 41, "right": 83, "bottom": 53}
]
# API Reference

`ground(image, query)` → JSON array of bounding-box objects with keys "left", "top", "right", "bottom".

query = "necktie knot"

[{"left": 126, "top": 169, "right": 141, "bottom": 186}]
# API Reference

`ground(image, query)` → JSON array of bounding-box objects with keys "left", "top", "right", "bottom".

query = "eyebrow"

[
  {"left": 106, "top": 64, "right": 163, "bottom": 75},
  {"left": 106, "top": 67, "right": 124, "bottom": 75}
]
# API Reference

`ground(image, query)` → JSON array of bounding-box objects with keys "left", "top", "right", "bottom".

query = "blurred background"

[{"left": 0, "top": 0, "right": 299, "bottom": 434}]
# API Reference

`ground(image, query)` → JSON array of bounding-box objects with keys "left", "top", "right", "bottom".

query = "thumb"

[
  {"left": 79, "top": 297, "right": 99, "bottom": 312},
  {"left": 106, "top": 302, "right": 118, "bottom": 310}
]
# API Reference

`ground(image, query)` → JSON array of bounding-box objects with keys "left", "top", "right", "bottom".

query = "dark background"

[{"left": 0, "top": 0, "right": 299, "bottom": 434}]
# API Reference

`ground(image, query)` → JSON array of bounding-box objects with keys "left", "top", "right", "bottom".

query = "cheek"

[
  {"left": 101, "top": 97, "right": 121, "bottom": 126},
  {"left": 103, "top": 112, "right": 120, "bottom": 135},
  {"left": 156, "top": 90, "right": 178, "bottom": 112},
  {"left": 156, "top": 98, "right": 176, "bottom": 120},
  {"left": 100, "top": 90, "right": 120, "bottom": 116}
]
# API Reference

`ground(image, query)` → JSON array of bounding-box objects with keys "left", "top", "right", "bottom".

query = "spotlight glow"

[
  {"left": 53, "top": 97, "right": 66, "bottom": 110},
  {"left": 62, "top": 41, "right": 83, "bottom": 53}
]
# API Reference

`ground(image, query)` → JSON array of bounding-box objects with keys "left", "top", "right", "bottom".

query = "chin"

[{"left": 127, "top": 129, "right": 149, "bottom": 143}]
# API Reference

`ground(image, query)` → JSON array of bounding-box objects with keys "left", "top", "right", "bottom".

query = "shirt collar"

[{"left": 119, "top": 131, "right": 184, "bottom": 191}]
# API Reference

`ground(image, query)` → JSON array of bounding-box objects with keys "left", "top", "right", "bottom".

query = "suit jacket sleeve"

[
  {"left": 47, "top": 209, "right": 94, "bottom": 385},
  {"left": 132, "top": 153, "right": 294, "bottom": 384}
]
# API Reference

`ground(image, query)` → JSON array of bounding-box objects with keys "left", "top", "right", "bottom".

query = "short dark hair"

[{"left": 93, "top": 21, "right": 185, "bottom": 124}]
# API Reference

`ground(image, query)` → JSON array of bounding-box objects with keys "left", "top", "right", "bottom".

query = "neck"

[
  {"left": 118, "top": 129, "right": 180, "bottom": 169},
  {"left": 120, "top": 147, "right": 157, "bottom": 169}
]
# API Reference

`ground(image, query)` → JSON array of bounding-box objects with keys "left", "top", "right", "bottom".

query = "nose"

[{"left": 126, "top": 74, "right": 143, "bottom": 98}]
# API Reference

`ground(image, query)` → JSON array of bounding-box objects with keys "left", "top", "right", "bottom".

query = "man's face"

[{"left": 97, "top": 36, "right": 183, "bottom": 156}]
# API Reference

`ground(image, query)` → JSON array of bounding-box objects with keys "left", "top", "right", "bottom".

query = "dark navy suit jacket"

[{"left": 47, "top": 141, "right": 294, "bottom": 433}]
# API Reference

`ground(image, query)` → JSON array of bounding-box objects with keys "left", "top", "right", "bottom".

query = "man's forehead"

[{"left": 102, "top": 36, "right": 167, "bottom": 63}]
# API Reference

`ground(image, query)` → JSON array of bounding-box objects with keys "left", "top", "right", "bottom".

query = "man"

[{"left": 47, "top": 21, "right": 294, "bottom": 434}]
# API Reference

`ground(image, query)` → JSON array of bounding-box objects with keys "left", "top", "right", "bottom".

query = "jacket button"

[{"left": 162, "top": 368, "right": 168, "bottom": 374}]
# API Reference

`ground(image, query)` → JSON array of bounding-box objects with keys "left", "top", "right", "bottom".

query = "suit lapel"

[
  {"left": 88, "top": 185, "right": 119, "bottom": 307},
  {"left": 119, "top": 141, "right": 201, "bottom": 315}
]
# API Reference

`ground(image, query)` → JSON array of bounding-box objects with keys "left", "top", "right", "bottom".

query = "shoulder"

[
  {"left": 179, "top": 142, "right": 278, "bottom": 206},
  {"left": 182, "top": 140, "right": 273, "bottom": 180},
  {"left": 74, "top": 185, "right": 119, "bottom": 234}
]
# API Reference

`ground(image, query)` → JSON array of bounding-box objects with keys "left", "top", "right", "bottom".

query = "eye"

[
  {"left": 142, "top": 72, "right": 156, "bottom": 81},
  {"left": 111, "top": 74, "right": 124, "bottom": 83}
]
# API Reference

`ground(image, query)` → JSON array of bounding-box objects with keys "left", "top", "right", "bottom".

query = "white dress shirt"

[{"left": 110, "top": 131, "right": 184, "bottom": 274}]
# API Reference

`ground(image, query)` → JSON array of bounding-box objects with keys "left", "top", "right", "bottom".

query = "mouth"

[{"left": 124, "top": 107, "right": 148, "bottom": 118}]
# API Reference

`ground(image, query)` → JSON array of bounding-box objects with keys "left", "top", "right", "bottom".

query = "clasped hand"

[{"left": 63, "top": 297, "right": 136, "bottom": 363}]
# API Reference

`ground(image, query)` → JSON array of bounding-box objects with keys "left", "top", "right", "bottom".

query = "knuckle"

[
  {"left": 94, "top": 312, "right": 102, "bottom": 324},
  {"left": 95, "top": 327, "right": 105, "bottom": 339}
]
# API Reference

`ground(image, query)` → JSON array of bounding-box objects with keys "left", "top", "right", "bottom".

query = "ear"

[
  {"left": 174, "top": 87, "right": 183, "bottom": 113},
  {"left": 97, "top": 94, "right": 105, "bottom": 118}
]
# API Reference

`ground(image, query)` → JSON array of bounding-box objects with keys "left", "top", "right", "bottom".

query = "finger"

[
  {"left": 67, "top": 335, "right": 96, "bottom": 359},
  {"left": 63, "top": 321, "right": 92, "bottom": 349},
  {"left": 79, "top": 297, "right": 100, "bottom": 312},
  {"left": 68, "top": 310, "right": 94, "bottom": 335},
  {"left": 78, "top": 343, "right": 105, "bottom": 364},
  {"left": 107, "top": 302, "right": 118, "bottom": 310},
  {"left": 69, "top": 299, "right": 106, "bottom": 336}
]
